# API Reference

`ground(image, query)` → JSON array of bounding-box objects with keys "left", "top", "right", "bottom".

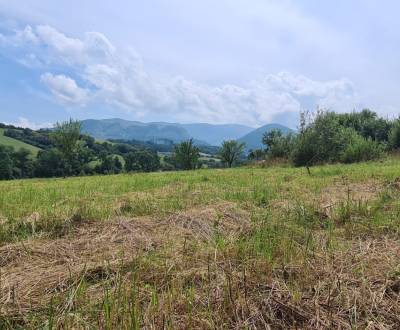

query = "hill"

[
  {"left": 237, "top": 123, "right": 293, "bottom": 150},
  {"left": 0, "top": 128, "right": 41, "bottom": 155},
  {"left": 81, "top": 118, "right": 192, "bottom": 143},
  {"left": 181, "top": 123, "right": 253, "bottom": 145},
  {"left": 81, "top": 118, "right": 253, "bottom": 146}
]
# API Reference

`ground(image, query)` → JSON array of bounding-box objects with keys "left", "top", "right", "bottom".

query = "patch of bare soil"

[{"left": 0, "top": 202, "right": 250, "bottom": 316}]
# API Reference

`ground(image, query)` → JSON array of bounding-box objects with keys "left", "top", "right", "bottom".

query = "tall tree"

[
  {"left": 219, "top": 140, "right": 245, "bottom": 168},
  {"left": 0, "top": 146, "right": 14, "bottom": 180},
  {"left": 125, "top": 150, "right": 160, "bottom": 172},
  {"left": 12, "top": 148, "right": 34, "bottom": 178},
  {"left": 173, "top": 139, "right": 200, "bottom": 170},
  {"left": 51, "top": 119, "right": 82, "bottom": 174}
]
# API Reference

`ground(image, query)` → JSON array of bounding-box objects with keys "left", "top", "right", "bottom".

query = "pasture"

[{"left": 1, "top": 159, "right": 399, "bottom": 329}]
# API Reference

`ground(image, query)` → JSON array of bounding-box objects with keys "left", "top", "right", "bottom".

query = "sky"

[{"left": 0, "top": 0, "right": 399, "bottom": 129}]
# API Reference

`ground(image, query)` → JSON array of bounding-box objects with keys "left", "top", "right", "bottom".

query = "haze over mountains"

[{"left": 81, "top": 119, "right": 292, "bottom": 149}]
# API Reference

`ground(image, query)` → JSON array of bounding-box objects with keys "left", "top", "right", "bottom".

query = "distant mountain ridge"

[
  {"left": 237, "top": 123, "right": 294, "bottom": 150},
  {"left": 81, "top": 119, "right": 255, "bottom": 146},
  {"left": 81, "top": 118, "right": 191, "bottom": 143},
  {"left": 81, "top": 118, "right": 292, "bottom": 147}
]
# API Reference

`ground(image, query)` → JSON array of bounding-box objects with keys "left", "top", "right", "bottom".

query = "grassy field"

[
  {"left": 1, "top": 158, "right": 400, "bottom": 329},
  {"left": 0, "top": 128, "right": 41, "bottom": 156}
]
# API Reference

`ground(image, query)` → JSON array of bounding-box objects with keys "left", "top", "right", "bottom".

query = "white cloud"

[
  {"left": 1, "top": 25, "right": 360, "bottom": 126},
  {"left": 40, "top": 73, "right": 89, "bottom": 105},
  {"left": 6, "top": 117, "right": 52, "bottom": 129}
]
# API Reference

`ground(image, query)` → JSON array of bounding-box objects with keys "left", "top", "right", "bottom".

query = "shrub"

[
  {"left": 340, "top": 134, "right": 384, "bottom": 163},
  {"left": 389, "top": 120, "right": 400, "bottom": 150}
]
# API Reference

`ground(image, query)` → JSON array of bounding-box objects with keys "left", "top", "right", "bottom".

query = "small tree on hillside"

[
  {"left": 219, "top": 140, "right": 245, "bottom": 168},
  {"left": 51, "top": 119, "right": 82, "bottom": 174},
  {"left": 173, "top": 139, "right": 200, "bottom": 170}
]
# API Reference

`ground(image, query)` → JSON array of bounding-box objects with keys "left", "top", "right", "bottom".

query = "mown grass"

[
  {"left": 1, "top": 157, "right": 400, "bottom": 329},
  {"left": 0, "top": 128, "right": 41, "bottom": 156},
  {"left": 1, "top": 157, "right": 399, "bottom": 237}
]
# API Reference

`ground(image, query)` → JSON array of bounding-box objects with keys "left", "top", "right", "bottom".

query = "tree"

[
  {"left": 219, "top": 140, "right": 245, "bottom": 168},
  {"left": 125, "top": 150, "right": 160, "bottom": 172},
  {"left": 248, "top": 149, "right": 265, "bottom": 161},
  {"left": 262, "top": 129, "right": 283, "bottom": 151},
  {"left": 96, "top": 155, "right": 123, "bottom": 174},
  {"left": 336, "top": 109, "right": 392, "bottom": 142},
  {"left": 173, "top": 139, "right": 200, "bottom": 170},
  {"left": 12, "top": 148, "right": 34, "bottom": 178},
  {"left": 0, "top": 146, "right": 14, "bottom": 180},
  {"left": 51, "top": 119, "right": 82, "bottom": 174},
  {"left": 34, "top": 149, "right": 67, "bottom": 177},
  {"left": 389, "top": 120, "right": 400, "bottom": 150},
  {"left": 262, "top": 129, "right": 295, "bottom": 159}
]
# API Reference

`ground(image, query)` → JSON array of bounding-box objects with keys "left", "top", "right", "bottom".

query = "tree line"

[
  {"left": 1, "top": 109, "right": 399, "bottom": 180},
  {"left": 0, "top": 120, "right": 236, "bottom": 180},
  {"left": 248, "top": 109, "right": 400, "bottom": 166}
]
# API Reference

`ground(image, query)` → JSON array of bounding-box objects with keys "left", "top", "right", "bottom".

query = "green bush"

[
  {"left": 389, "top": 120, "right": 400, "bottom": 150},
  {"left": 340, "top": 134, "right": 384, "bottom": 163},
  {"left": 290, "top": 111, "right": 385, "bottom": 166},
  {"left": 291, "top": 112, "right": 355, "bottom": 166}
]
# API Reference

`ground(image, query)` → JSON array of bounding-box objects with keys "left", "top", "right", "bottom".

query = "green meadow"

[
  {"left": 1, "top": 158, "right": 400, "bottom": 328},
  {"left": 0, "top": 128, "right": 41, "bottom": 156}
]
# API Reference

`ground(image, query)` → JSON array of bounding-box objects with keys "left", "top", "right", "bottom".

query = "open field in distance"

[{"left": 0, "top": 128, "right": 41, "bottom": 156}]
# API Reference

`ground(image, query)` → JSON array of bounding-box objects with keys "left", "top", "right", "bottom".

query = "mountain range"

[
  {"left": 237, "top": 123, "right": 293, "bottom": 150},
  {"left": 81, "top": 118, "right": 292, "bottom": 149}
]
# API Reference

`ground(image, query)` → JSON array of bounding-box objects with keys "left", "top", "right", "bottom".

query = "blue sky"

[{"left": 0, "top": 0, "right": 399, "bottom": 128}]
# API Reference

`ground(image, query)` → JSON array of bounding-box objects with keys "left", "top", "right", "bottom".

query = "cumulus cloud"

[
  {"left": 6, "top": 117, "right": 52, "bottom": 129},
  {"left": 40, "top": 73, "right": 89, "bottom": 105},
  {"left": 0, "top": 25, "right": 360, "bottom": 126}
]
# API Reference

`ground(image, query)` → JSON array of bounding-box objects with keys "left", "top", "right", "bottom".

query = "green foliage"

[
  {"left": 340, "top": 134, "right": 384, "bottom": 163},
  {"left": 219, "top": 140, "right": 245, "bottom": 168},
  {"left": 247, "top": 149, "right": 265, "bottom": 161},
  {"left": 389, "top": 120, "right": 400, "bottom": 150},
  {"left": 291, "top": 111, "right": 386, "bottom": 167},
  {"left": 12, "top": 148, "right": 34, "bottom": 178},
  {"left": 336, "top": 109, "right": 392, "bottom": 142},
  {"left": 96, "top": 155, "right": 123, "bottom": 175},
  {"left": 0, "top": 145, "right": 14, "bottom": 180},
  {"left": 125, "top": 150, "right": 160, "bottom": 172},
  {"left": 51, "top": 119, "right": 82, "bottom": 161},
  {"left": 35, "top": 149, "right": 67, "bottom": 177},
  {"left": 262, "top": 129, "right": 295, "bottom": 158},
  {"left": 173, "top": 139, "right": 200, "bottom": 170}
]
